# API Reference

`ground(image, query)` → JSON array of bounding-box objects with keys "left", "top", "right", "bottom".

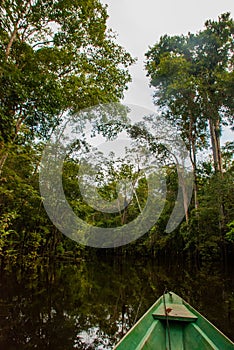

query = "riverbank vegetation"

[{"left": 0, "top": 4, "right": 233, "bottom": 267}]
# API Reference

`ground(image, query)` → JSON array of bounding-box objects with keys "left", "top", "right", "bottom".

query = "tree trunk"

[
  {"left": 209, "top": 117, "right": 225, "bottom": 239},
  {"left": 0, "top": 152, "right": 9, "bottom": 175},
  {"left": 6, "top": 25, "right": 19, "bottom": 59},
  {"left": 209, "top": 117, "right": 223, "bottom": 174},
  {"left": 177, "top": 165, "right": 189, "bottom": 223},
  {"left": 188, "top": 112, "right": 199, "bottom": 210},
  {"left": 5, "top": 0, "right": 32, "bottom": 59}
]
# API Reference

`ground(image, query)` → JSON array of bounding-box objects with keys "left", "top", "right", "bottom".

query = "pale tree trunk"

[
  {"left": 209, "top": 116, "right": 225, "bottom": 239},
  {"left": 191, "top": 142, "right": 199, "bottom": 210},
  {"left": 5, "top": 0, "right": 32, "bottom": 59},
  {"left": 0, "top": 153, "right": 9, "bottom": 174},
  {"left": 170, "top": 153, "right": 190, "bottom": 224},
  {"left": 188, "top": 112, "right": 199, "bottom": 210},
  {"left": 209, "top": 117, "right": 223, "bottom": 174},
  {"left": 167, "top": 149, "right": 190, "bottom": 225},
  {"left": 5, "top": 25, "right": 19, "bottom": 59},
  {"left": 177, "top": 166, "right": 189, "bottom": 223},
  {"left": 214, "top": 118, "right": 223, "bottom": 174}
]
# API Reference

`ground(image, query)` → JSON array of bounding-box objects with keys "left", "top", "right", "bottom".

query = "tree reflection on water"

[{"left": 0, "top": 256, "right": 233, "bottom": 349}]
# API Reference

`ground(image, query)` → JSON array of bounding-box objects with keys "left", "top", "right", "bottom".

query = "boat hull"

[{"left": 114, "top": 292, "right": 234, "bottom": 350}]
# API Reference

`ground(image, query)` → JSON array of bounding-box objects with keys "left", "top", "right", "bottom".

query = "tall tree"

[
  {"left": 0, "top": 0, "right": 134, "bottom": 172},
  {"left": 146, "top": 13, "right": 234, "bottom": 180}
]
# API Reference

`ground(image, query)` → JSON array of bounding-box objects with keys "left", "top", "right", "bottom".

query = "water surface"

[{"left": 0, "top": 256, "right": 233, "bottom": 349}]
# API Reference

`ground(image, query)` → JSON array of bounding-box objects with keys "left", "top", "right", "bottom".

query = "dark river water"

[{"left": 0, "top": 256, "right": 233, "bottom": 349}]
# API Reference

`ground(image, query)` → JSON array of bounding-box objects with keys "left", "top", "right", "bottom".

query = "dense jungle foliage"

[{"left": 0, "top": 3, "right": 233, "bottom": 267}]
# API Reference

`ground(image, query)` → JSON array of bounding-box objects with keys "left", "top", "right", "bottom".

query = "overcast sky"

[{"left": 101, "top": 0, "right": 234, "bottom": 115}]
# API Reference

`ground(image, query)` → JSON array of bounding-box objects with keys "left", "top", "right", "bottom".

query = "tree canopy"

[
  {"left": 145, "top": 12, "right": 234, "bottom": 174},
  {"left": 0, "top": 0, "right": 134, "bottom": 148},
  {"left": 0, "top": 9, "right": 233, "bottom": 266}
]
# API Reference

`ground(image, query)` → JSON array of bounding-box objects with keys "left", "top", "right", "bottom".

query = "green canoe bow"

[{"left": 114, "top": 292, "right": 234, "bottom": 350}]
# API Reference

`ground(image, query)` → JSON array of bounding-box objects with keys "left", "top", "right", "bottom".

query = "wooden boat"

[{"left": 114, "top": 291, "right": 234, "bottom": 350}]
